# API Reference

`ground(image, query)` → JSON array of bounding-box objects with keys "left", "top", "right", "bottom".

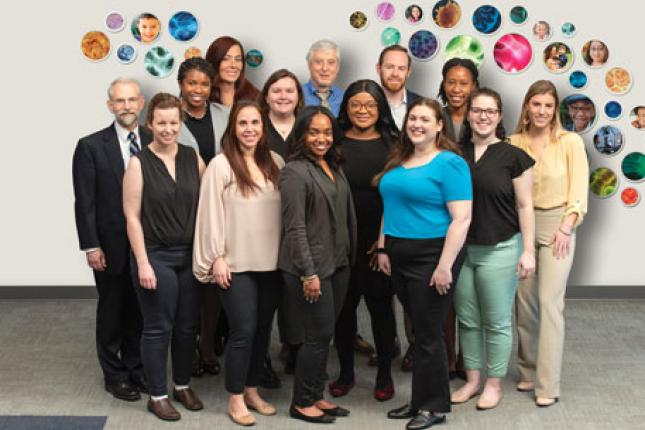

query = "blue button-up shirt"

[{"left": 302, "top": 80, "right": 344, "bottom": 117}]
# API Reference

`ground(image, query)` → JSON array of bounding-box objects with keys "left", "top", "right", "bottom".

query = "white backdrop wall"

[{"left": 0, "top": 0, "right": 642, "bottom": 286}]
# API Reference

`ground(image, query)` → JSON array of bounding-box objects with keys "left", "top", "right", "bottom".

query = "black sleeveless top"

[{"left": 138, "top": 144, "right": 199, "bottom": 248}]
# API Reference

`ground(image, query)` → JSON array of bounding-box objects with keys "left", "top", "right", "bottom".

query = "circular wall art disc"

[
  {"left": 621, "top": 187, "right": 640, "bottom": 207},
  {"left": 493, "top": 33, "right": 532, "bottom": 73},
  {"left": 593, "top": 126, "right": 624, "bottom": 156},
  {"left": 589, "top": 167, "right": 618, "bottom": 198},
  {"left": 472, "top": 5, "right": 501, "bottom": 35},
  {"left": 509, "top": 6, "right": 528, "bottom": 25},
  {"left": 405, "top": 5, "right": 424, "bottom": 25},
  {"left": 543, "top": 42, "right": 573, "bottom": 74},
  {"left": 144, "top": 46, "right": 175, "bottom": 78},
  {"left": 445, "top": 35, "right": 484, "bottom": 68},
  {"left": 349, "top": 11, "right": 368, "bottom": 30},
  {"left": 381, "top": 27, "right": 401, "bottom": 46},
  {"left": 561, "top": 22, "right": 576, "bottom": 37},
  {"left": 621, "top": 152, "right": 645, "bottom": 182},
  {"left": 604, "top": 101, "right": 623, "bottom": 120},
  {"left": 605, "top": 67, "right": 633, "bottom": 95},
  {"left": 376, "top": 2, "right": 396, "bottom": 22},
  {"left": 569, "top": 70, "right": 587, "bottom": 89},
  {"left": 245, "top": 49, "right": 263, "bottom": 68},
  {"left": 432, "top": 0, "right": 462, "bottom": 29},
  {"left": 169, "top": 11, "right": 199, "bottom": 42},
  {"left": 532, "top": 21, "right": 551, "bottom": 41},
  {"left": 116, "top": 44, "right": 137, "bottom": 64},
  {"left": 184, "top": 46, "right": 202, "bottom": 59},
  {"left": 105, "top": 11, "right": 125, "bottom": 33},
  {"left": 560, "top": 94, "right": 597, "bottom": 134},
  {"left": 408, "top": 30, "right": 439, "bottom": 61},
  {"left": 582, "top": 39, "right": 609, "bottom": 67},
  {"left": 81, "top": 31, "right": 111, "bottom": 61},
  {"left": 629, "top": 106, "right": 645, "bottom": 130},
  {"left": 132, "top": 13, "right": 161, "bottom": 44}
]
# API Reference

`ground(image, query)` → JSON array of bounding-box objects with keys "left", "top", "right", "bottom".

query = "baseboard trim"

[{"left": 1, "top": 285, "right": 644, "bottom": 300}]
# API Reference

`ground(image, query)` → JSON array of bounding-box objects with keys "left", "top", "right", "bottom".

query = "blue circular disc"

[
  {"left": 168, "top": 11, "right": 198, "bottom": 42},
  {"left": 245, "top": 49, "right": 263, "bottom": 68},
  {"left": 408, "top": 30, "right": 439, "bottom": 61},
  {"left": 604, "top": 101, "right": 623, "bottom": 119},
  {"left": 561, "top": 22, "right": 576, "bottom": 37},
  {"left": 472, "top": 5, "right": 501, "bottom": 34},
  {"left": 116, "top": 44, "right": 136, "bottom": 64},
  {"left": 569, "top": 70, "right": 587, "bottom": 89}
]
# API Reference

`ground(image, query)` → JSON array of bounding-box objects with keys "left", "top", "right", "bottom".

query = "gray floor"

[{"left": 1, "top": 299, "right": 644, "bottom": 430}]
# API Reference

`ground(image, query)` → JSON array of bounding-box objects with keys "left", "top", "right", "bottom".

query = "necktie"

[
  {"left": 128, "top": 131, "right": 140, "bottom": 156},
  {"left": 314, "top": 90, "right": 331, "bottom": 111}
]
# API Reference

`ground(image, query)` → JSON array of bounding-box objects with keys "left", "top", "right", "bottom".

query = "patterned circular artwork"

[
  {"left": 116, "top": 44, "right": 136, "bottom": 64},
  {"left": 509, "top": 6, "right": 528, "bottom": 24},
  {"left": 131, "top": 13, "right": 161, "bottom": 44},
  {"left": 630, "top": 106, "right": 645, "bottom": 130},
  {"left": 184, "top": 47, "right": 202, "bottom": 60},
  {"left": 472, "top": 5, "right": 501, "bottom": 35},
  {"left": 622, "top": 152, "right": 645, "bottom": 182},
  {"left": 376, "top": 2, "right": 396, "bottom": 22},
  {"left": 604, "top": 101, "right": 623, "bottom": 120},
  {"left": 245, "top": 49, "right": 263, "bottom": 68},
  {"left": 405, "top": 5, "right": 424, "bottom": 25},
  {"left": 561, "top": 22, "right": 576, "bottom": 37},
  {"left": 569, "top": 71, "right": 587, "bottom": 89},
  {"left": 593, "top": 126, "right": 624, "bottom": 156},
  {"left": 560, "top": 94, "right": 597, "bottom": 134},
  {"left": 543, "top": 42, "right": 573, "bottom": 73},
  {"left": 605, "top": 67, "right": 632, "bottom": 95},
  {"left": 589, "top": 167, "right": 618, "bottom": 198},
  {"left": 144, "top": 46, "right": 175, "bottom": 78},
  {"left": 381, "top": 27, "right": 401, "bottom": 46},
  {"left": 408, "top": 30, "right": 439, "bottom": 61},
  {"left": 582, "top": 39, "right": 609, "bottom": 67},
  {"left": 81, "top": 31, "right": 110, "bottom": 61},
  {"left": 445, "top": 35, "right": 484, "bottom": 68},
  {"left": 493, "top": 33, "right": 532, "bottom": 73},
  {"left": 169, "top": 11, "right": 198, "bottom": 42},
  {"left": 349, "top": 11, "right": 368, "bottom": 30},
  {"left": 432, "top": 0, "right": 461, "bottom": 29},
  {"left": 621, "top": 187, "right": 640, "bottom": 207},
  {"left": 105, "top": 11, "right": 125, "bottom": 32}
]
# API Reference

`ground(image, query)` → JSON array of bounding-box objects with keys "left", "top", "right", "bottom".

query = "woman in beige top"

[
  {"left": 509, "top": 80, "right": 589, "bottom": 407},
  {"left": 193, "top": 100, "right": 284, "bottom": 426}
]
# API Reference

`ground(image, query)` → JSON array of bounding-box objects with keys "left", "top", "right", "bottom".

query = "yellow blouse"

[{"left": 509, "top": 131, "right": 589, "bottom": 227}]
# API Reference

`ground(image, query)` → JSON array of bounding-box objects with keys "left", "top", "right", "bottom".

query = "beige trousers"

[{"left": 515, "top": 207, "right": 575, "bottom": 398}]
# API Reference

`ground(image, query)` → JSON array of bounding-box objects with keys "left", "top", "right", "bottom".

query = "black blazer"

[
  {"left": 278, "top": 159, "right": 357, "bottom": 279},
  {"left": 72, "top": 123, "right": 152, "bottom": 274},
  {"left": 406, "top": 89, "right": 421, "bottom": 105}
]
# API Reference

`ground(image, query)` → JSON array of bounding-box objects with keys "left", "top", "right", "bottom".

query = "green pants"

[{"left": 454, "top": 234, "right": 520, "bottom": 377}]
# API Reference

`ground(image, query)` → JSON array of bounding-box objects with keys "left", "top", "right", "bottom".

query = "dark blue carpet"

[{"left": 0, "top": 416, "right": 106, "bottom": 430}]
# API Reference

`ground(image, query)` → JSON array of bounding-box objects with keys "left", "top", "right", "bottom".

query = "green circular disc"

[
  {"left": 621, "top": 152, "right": 645, "bottom": 182},
  {"left": 589, "top": 167, "right": 618, "bottom": 198},
  {"left": 381, "top": 27, "right": 401, "bottom": 46},
  {"left": 445, "top": 35, "right": 484, "bottom": 68}
]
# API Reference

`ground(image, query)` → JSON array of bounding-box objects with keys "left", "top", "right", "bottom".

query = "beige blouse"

[
  {"left": 193, "top": 152, "right": 284, "bottom": 282},
  {"left": 509, "top": 131, "right": 589, "bottom": 226}
]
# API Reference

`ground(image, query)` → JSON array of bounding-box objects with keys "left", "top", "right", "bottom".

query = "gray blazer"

[
  {"left": 278, "top": 159, "right": 357, "bottom": 279},
  {"left": 178, "top": 103, "right": 230, "bottom": 155}
]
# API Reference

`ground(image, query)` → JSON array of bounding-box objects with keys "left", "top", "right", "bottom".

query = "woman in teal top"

[{"left": 376, "top": 98, "right": 472, "bottom": 430}]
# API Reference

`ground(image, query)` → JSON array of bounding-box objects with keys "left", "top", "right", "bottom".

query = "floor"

[{"left": 0, "top": 299, "right": 644, "bottom": 429}]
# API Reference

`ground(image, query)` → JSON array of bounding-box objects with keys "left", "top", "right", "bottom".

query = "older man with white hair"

[{"left": 302, "top": 39, "right": 344, "bottom": 117}]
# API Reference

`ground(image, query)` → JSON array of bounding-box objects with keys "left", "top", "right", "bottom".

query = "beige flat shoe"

[
  {"left": 450, "top": 387, "right": 480, "bottom": 404},
  {"left": 228, "top": 411, "right": 256, "bottom": 426},
  {"left": 476, "top": 392, "right": 503, "bottom": 410},
  {"left": 516, "top": 381, "right": 535, "bottom": 392},
  {"left": 535, "top": 397, "right": 559, "bottom": 407},
  {"left": 246, "top": 401, "right": 277, "bottom": 416}
]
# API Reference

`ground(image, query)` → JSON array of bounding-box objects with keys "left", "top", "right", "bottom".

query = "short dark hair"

[
  {"left": 378, "top": 45, "right": 411, "bottom": 68},
  {"left": 177, "top": 57, "right": 215, "bottom": 84},
  {"left": 460, "top": 87, "right": 506, "bottom": 145},
  {"left": 437, "top": 58, "right": 480, "bottom": 104},
  {"left": 146, "top": 92, "right": 184, "bottom": 125},
  {"left": 287, "top": 106, "right": 343, "bottom": 169},
  {"left": 257, "top": 69, "right": 304, "bottom": 116}
]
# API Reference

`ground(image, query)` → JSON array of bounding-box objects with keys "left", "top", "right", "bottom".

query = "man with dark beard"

[
  {"left": 72, "top": 78, "right": 151, "bottom": 401},
  {"left": 376, "top": 45, "right": 422, "bottom": 130}
]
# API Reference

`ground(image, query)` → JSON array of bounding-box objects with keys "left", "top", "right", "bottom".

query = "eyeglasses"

[
  {"left": 348, "top": 101, "right": 378, "bottom": 111},
  {"left": 110, "top": 97, "right": 140, "bottom": 107},
  {"left": 470, "top": 107, "right": 500, "bottom": 117}
]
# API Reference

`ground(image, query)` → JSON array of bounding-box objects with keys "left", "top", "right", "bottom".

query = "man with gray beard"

[{"left": 72, "top": 78, "right": 152, "bottom": 401}]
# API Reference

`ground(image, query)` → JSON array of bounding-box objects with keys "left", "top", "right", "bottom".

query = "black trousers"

[
  {"left": 334, "top": 235, "right": 395, "bottom": 386},
  {"left": 132, "top": 246, "right": 201, "bottom": 396},
  {"left": 217, "top": 271, "right": 282, "bottom": 394},
  {"left": 386, "top": 236, "right": 465, "bottom": 413},
  {"left": 94, "top": 267, "right": 143, "bottom": 385},
  {"left": 283, "top": 266, "right": 350, "bottom": 407}
]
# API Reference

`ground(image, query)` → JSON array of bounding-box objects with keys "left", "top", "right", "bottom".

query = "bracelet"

[
  {"left": 558, "top": 227, "right": 572, "bottom": 236},
  {"left": 375, "top": 247, "right": 388, "bottom": 255}
]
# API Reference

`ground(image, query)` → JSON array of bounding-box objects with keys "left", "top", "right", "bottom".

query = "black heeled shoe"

[
  {"left": 387, "top": 403, "right": 418, "bottom": 419},
  {"left": 289, "top": 405, "right": 336, "bottom": 424},
  {"left": 319, "top": 405, "right": 350, "bottom": 417}
]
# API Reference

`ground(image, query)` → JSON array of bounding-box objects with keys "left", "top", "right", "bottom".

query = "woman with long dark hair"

[
  {"left": 279, "top": 106, "right": 357, "bottom": 424},
  {"left": 376, "top": 98, "right": 472, "bottom": 429},
  {"left": 329, "top": 79, "right": 399, "bottom": 401},
  {"left": 205, "top": 36, "right": 259, "bottom": 107}
]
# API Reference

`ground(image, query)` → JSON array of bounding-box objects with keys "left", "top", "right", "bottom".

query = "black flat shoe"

[
  {"left": 320, "top": 405, "right": 350, "bottom": 417},
  {"left": 105, "top": 382, "right": 141, "bottom": 402},
  {"left": 289, "top": 405, "right": 336, "bottom": 424},
  {"left": 388, "top": 403, "right": 418, "bottom": 419},
  {"left": 406, "top": 411, "right": 446, "bottom": 430}
]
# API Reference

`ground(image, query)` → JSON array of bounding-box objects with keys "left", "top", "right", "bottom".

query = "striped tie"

[{"left": 127, "top": 131, "right": 140, "bottom": 156}]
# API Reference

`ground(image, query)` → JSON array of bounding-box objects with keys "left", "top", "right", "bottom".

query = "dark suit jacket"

[
  {"left": 72, "top": 123, "right": 152, "bottom": 275},
  {"left": 278, "top": 159, "right": 357, "bottom": 279},
  {"left": 406, "top": 89, "right": 421, "bottom": 105}
]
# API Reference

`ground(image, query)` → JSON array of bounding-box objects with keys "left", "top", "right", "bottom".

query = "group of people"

[{"left": 73, "top": 36, "right": 589, "bottom": 430}]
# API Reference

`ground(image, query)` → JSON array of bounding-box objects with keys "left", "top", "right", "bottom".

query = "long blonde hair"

[{"left": 513, "top": 80, "right": 565, "bottom": 142}]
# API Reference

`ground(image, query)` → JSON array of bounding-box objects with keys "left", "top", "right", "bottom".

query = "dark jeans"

[
  {"left": 334, "top": 235, "right": 395, "bottom": 386},
  {"left": 283, "top": 266, "right": 350, "bottom": 407},
  {"left": 386, "top": 236, "right": 465, "bottom": 413},
  {"left": 217, "top": 271, "right": 282, "bottom": 394},
  {"left": 131, "top": 246, "right": 201, "bottom": 397},
  {"left": 94, "top": 268, "right": 143, "bottom": 385}
]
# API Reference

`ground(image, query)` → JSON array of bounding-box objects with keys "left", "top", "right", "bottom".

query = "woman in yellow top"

[{"left": 509, "top": 80, "right": 588, "bottom": 407}]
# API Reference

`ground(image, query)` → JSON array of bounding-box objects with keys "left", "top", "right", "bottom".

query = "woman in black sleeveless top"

[{"left": 124, "top": 93, "right": 206, "bottom": 421}]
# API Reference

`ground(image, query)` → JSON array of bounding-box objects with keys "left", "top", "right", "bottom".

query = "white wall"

[{"left": 1, "top": 0, "right": 641, "bottom": 286}]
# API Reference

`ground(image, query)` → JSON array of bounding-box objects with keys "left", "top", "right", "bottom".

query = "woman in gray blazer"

[{"left": 279, "top": 106, "right": 357, "bottom": 424}]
